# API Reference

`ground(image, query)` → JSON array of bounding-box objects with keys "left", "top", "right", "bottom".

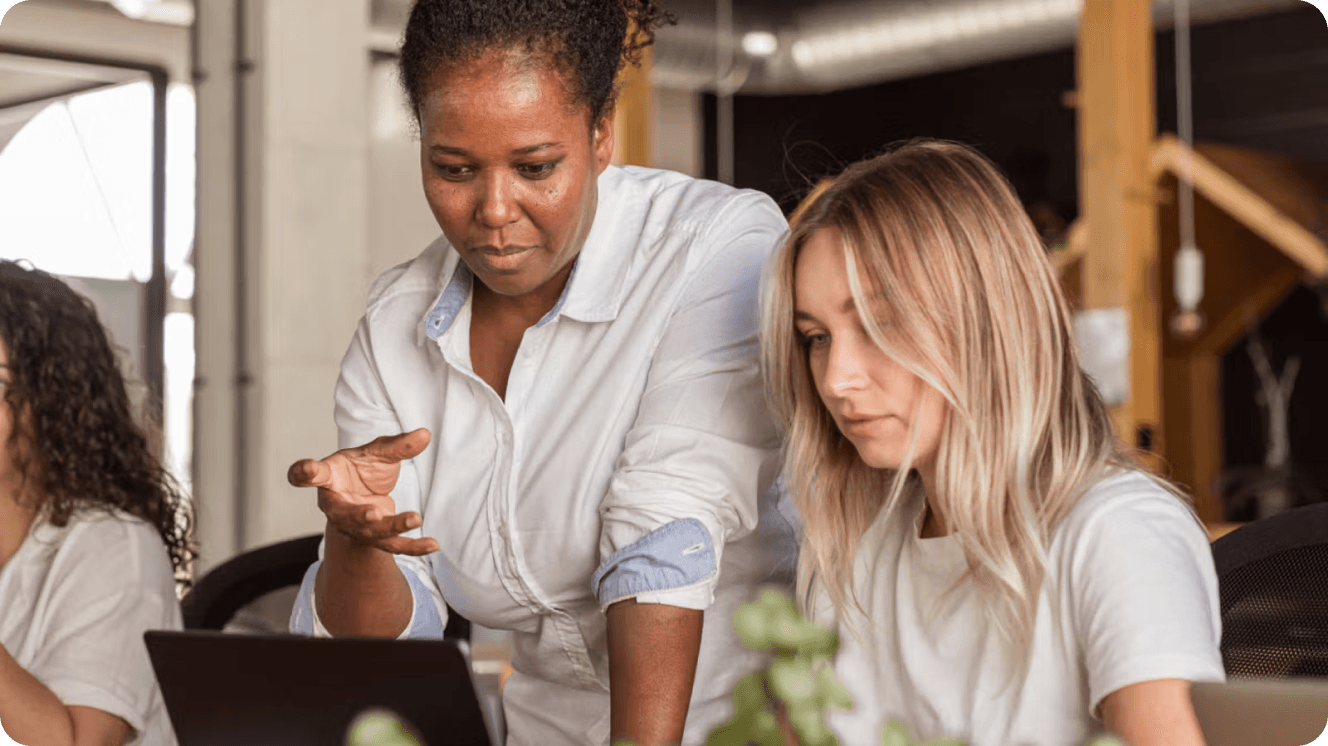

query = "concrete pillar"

[
  {"left": 248, "top": 0, "right": 371, "bottom": 548},
  {"left": 194, "top": 0, "right": 371, "bottom": 562}
]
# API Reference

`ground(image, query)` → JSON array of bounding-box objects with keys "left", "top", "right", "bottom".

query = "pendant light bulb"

[{"left": 1170, "top": 242, "right": 1206, "bottom": 339}]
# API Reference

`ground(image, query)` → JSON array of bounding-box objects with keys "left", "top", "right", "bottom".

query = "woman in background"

[
  {"left": 764, "top": 140, "right": 1223, "bottom": 746},
  {"left": 0, "top": 260, "right": 190, "bottom": 746}
]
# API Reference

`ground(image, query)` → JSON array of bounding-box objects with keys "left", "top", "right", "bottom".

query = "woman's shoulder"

[
  {"left": 33, "top": 509, "right": 176, "bottom": 592},
  {"left": 611, "top": 165, "right": 787, "bottom": 241},
  {"left": 1051, "top": 468, "right": 1209, "bottom": 561},
  {"left": 362, "top": 234, "right": 457, "bottom": 315}
]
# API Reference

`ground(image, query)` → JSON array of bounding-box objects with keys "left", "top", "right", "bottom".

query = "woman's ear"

[{"left": 593, "top": 107, "right": 616, "bottom": 174}]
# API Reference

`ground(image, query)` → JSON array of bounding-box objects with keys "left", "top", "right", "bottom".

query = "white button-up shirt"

[{"left": 292, "top": 165, "right": 799, "bottom": 745}]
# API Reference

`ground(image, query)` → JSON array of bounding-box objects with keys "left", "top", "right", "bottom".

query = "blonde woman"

[{"left": 763, "top": 140, "right": 1223, "bottom": 746}]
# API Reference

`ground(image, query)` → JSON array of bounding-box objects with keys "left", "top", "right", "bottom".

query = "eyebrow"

[
  {"left": 794, "top": 296, "right": 862, "bottom": 323},
  {"left": 429, "top": 142, "right": 560, "bottom": 156}
]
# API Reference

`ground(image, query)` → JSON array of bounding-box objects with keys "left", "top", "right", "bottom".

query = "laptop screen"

[{"left": 145, "top": 631, "right": 496, "bottom": 746}]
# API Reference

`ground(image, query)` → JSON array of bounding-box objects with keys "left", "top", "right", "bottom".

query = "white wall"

[{"left": 368, "top": 55, "right": 441, "bottom": 283}]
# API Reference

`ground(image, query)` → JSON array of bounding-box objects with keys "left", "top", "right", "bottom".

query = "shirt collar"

[{"left": 420, "top": 165, "right": 644, "bottom": 340}]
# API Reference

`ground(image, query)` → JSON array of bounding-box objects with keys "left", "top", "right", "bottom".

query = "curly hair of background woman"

[{"left": 0, "top": 260, "right": 193, "bottom": 586}]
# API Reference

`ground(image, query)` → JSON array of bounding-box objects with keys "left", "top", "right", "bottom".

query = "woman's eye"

[
  {"left": 518, "top": 162, "right": 556, "bottom": 179},
  {"left": 799, "top": 332, "right": 830, "bottom": 350},
  {"left": 433, "top": 164, "right": 472, "bottom": 180}
]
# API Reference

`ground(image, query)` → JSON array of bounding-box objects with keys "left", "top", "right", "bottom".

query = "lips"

[
  {"left": 840, "top": 413, "right": 887, "bottom": 437},
  {"left": 472, "top": 244, "right": 536, "bottom": 272},
  {"left": 477, "top": 245, "right": 535, "bottom": 256}
]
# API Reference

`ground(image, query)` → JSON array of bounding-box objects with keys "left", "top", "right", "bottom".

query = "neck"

[
  {"left": 473, "top": 259, "right": 576, "bottom": 327},
  {"left": 916, "top": 463, "right": 949, "bottom": 539},
  {"left": 0, "top": 490, "right": 37, "bottom": 568}
]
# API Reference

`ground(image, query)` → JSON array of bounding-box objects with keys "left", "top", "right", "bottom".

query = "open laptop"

[
  {"left": 145, "top": 630, "right": 497, "bottom": 746},
  {"left": 1192, "top": 679, "right": 1328, "bottom": 746}
]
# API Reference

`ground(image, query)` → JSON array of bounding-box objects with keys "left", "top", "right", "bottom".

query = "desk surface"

[{"left": 1206, "top": 522, "right": 1245, "bottom": 542}]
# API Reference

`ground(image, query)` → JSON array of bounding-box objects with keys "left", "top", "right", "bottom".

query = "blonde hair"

[{"left": 763, "top": 139, "right": 1159, "bottom": 667}]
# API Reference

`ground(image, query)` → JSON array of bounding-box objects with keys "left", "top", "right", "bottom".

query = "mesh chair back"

[{"left": 1211, "top": 501, "right": 1328, "bottom": 679}]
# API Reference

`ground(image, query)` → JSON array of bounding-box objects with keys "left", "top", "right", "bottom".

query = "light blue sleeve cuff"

[
  {"left": 400, "top": 562, "right": 446, "bottom": 638},
  {"left": 288, "top": 559, "right": 446, "bottom": 638},
  {"left": 591, "top": 518, "right": 718, "bottom": 610},
  {"left": 289, "top": 561, "right": 321, "bottom": 635}
]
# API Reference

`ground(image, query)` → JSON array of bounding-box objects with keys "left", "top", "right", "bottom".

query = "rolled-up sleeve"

[
  {"left": 288, "top": 312, "right": 449, "bottom": 638},
  {"left": 592, "top": 193, "right": 787, "bottom": 611}
]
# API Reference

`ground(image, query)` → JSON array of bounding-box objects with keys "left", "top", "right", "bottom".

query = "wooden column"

[
  {"left": 1077, "top": 0, "right": 1163, "bottom": 459},
  {"left": 613, "top": 43, "right": 653, "bottom": 167}
]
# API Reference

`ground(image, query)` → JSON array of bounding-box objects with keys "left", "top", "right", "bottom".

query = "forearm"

[
  {"left": 1102, "top": 679, "right": 1206, "bottom": 746},
  {"left": 0, "top": 643, "right": 75, "bottom": 746},
  {"left": 315, "top": 523, "right": 415, "bottom": 637},
  {"left": 607, "top": 600, "right": 704, "bottom": 746}
]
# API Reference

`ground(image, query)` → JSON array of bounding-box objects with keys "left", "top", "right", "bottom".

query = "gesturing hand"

[{"left": 287, "top": 428, "right": 439, "bottom": 556}]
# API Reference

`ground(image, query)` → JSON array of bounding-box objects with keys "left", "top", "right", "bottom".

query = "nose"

[
  {"left": 822, "top": 337, "right": 868, "bottom": 396},
  {"left": 475, "top": 171, "right": 521, "bottom": 229}
]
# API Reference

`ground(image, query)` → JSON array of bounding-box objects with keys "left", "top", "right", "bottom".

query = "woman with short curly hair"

[
  {"left": 0, "top": 260, "right": 192, "bottom": 746},
  {"left": 285, "top": 2, "right": 795, "bottom": 745}
]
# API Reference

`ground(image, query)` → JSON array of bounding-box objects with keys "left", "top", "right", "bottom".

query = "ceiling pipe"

[{"left": 653, "top": 0, "right": 1304, "bottom": 94}]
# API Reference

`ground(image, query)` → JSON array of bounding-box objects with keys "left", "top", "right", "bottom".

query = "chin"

[
  {"left": 477, "top": 273, "right": 536, "bottom": 296},
  {"left": 851, "top": 441, "right": 906, "bottom": 471}
]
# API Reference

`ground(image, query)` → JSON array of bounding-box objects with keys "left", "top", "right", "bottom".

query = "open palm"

[{"left": 288, "top": 428, "right": 438, "bottom": 556}]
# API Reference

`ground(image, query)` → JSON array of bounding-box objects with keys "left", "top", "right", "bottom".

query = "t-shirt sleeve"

[
  {"left": 24, "top": 517, "right": 182, "bottom": 738},
  {"left": 1063, "top": 475, "right": 1226, "bottom": 716}
]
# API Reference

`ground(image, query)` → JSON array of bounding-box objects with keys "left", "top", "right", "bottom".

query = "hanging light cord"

[
  {"left": 1175, "top": 0, "right": 1195, "bottom": 252},
  {"left": 1171, "top": 0, "right": 1205, "bottom": 336}
]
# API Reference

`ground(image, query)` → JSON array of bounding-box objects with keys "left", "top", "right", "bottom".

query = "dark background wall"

[{"left": 705, "top": 4, "right": 1328, "bottom": 514}]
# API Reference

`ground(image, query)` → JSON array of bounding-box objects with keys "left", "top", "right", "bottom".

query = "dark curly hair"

[
  {"left": 398, "top": 0, "right": 673, "bottom": 126},
  {"left": 0, "top": 261, "right": 193, "bottom": 588}
]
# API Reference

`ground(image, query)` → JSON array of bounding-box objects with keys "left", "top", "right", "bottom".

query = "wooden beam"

[
  {"left": 1077, "top": 0, "right": 1161, "bottom": 454},
  {"left": 1193, "top": 263, "right": 1301, "bottom": 356},
  {"left": 1050, "top": 219, "right": 1086, "bottom": 310},
  {"left": 1163, "top": 354, "right": 1225, "bottom": 523},
  {"left": 1049, "top": 219, "right": 1088, "bottom": 272},
  {"left": 1195, "top": 140, "right": 1328, "bottom": 232},
  {"left": 612, "top": 40, "right": 653, "bottom": 167},
  {"left": 1151, "top": 135, "right": 1328, "bottom": 278}
]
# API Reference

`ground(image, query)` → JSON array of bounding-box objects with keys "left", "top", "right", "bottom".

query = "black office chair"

[
  {"left": 1211, "top": 500, "right": 1328, "bottom": 678},
  {"left": 182, "top": 533, "right": 472, "bottom": 641}
]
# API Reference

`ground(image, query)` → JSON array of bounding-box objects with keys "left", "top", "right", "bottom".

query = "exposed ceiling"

[{"left": 371, "top": 0, "right": 1307, "bottom": 95}]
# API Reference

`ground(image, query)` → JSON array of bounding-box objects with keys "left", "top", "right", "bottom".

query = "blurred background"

[{"left": 0, "top": 0, "right": 1324, "bottom": 587}]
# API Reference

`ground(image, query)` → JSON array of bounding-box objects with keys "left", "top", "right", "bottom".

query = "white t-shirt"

[
  {"left": 816, "top": 470, "right": 1225, "bottom": 746},
  {"left": 0, "top": 509, "right": 182, "bottom": 746}
]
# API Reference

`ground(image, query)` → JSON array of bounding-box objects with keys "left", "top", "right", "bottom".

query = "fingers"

[
  {"left": 362, "top": 428, "right": 432, "bottom": 464},
  {"left": 323, "top": 503, "right": 437, "bottom": 555},
  {"left": 378, "top": 535, "right": 441, "bottom": 557},
  {"left": 288, "top": 458, "right": 332, "bottom": 488}
]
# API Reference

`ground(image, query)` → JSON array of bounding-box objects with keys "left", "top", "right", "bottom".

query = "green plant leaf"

[
  {"left": 733, "top": 601, "right": 773, "bottom": 650},
  {"left": 816, "top": 667, "right": 854, "bottom": 710},
  {"left": 881, "top": 721, "right": 915, "bottom": 746},
  {"left": 344, "top": 708, "right": 423, "bottom": 746},
  {"left": 769, "top": 658, "right": 818, "bottom": 704},
  {"left": 732, "top": 672, "right": 769, "bottom": 714}
]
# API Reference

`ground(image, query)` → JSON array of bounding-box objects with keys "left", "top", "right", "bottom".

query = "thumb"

[
  {"left": 288, "top": 457, "right": 333, "bottom": 488},
  {"left": 364, "top": 428, "right": 432, "bottom": 464}
]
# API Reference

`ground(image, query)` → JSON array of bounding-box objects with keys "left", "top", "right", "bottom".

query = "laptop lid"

[
  {"left": 145, "top": 630, "right": 496, "bottom": 746},
  {"left": 1192, "top": 679, "right": 1328, "bottom": 746}
]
